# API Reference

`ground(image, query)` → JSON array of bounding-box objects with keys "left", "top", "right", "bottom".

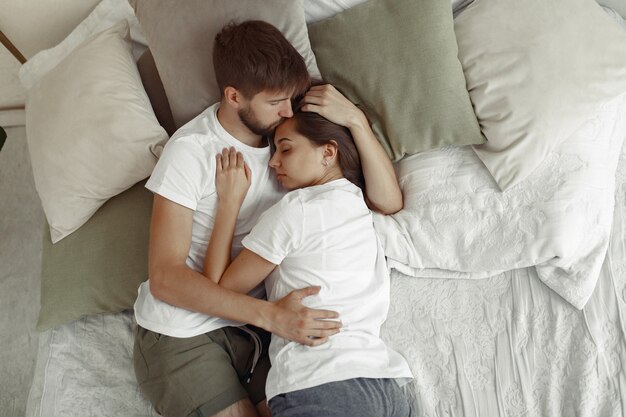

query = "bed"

[{"left": 11, "top": 0, "right": 626, "bottom": 416}]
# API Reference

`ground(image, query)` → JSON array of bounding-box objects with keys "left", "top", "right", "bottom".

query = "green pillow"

[
  {"left": 308, "top": 0, "right": 484, "bottom": 161},
  {"left": 37, "top": 181, "right": 152, "bottom": 331}
]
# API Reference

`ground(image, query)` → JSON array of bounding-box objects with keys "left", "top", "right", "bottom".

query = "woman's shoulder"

[
  {"left": 282, "top": 180, "right": 367, "bottom": 213},
  {"left": 314, "top": 179, "right": 365, "bottom": 204},
  {"left": 262, "top": 189, "right": 306, "bottom": 219}
]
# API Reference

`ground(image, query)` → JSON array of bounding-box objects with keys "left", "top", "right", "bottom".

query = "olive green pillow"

[
  {"left": 37, "top": 181, "right": 152, "bottom": 331},
  {"left": 308, "top": 0, "right": 483, "bottom": 161}
]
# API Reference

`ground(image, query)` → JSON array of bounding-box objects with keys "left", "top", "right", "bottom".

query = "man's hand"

[
  {"left": 267, "top": 286, "right": 342, "bottom": 346},
  {"left": 216, "top": 147, "right": 251, "bottom": 208}
]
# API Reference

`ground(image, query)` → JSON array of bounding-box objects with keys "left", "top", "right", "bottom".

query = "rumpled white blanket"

[{"left": 374, "top": 93, "right": 626, "bottom": 309}]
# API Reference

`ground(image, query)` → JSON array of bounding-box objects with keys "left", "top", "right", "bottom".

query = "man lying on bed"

[{"left": 133, "top": 20, "right": 403, "bottom": 417}]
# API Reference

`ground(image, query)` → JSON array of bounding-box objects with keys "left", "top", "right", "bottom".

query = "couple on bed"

[{"left": 133, "top": 20, "right": 413, "bottom": 417}]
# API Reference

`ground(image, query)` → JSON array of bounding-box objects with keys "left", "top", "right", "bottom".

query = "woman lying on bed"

[{"left": 203, "top": 107, "right": 414, "bottom": 417}]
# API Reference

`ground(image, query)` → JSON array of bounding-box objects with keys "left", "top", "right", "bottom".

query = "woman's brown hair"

[
  {"left": 213, "top": 20, "right": 310, "bottom": 99},
  {"left": 288, "top": 111, "right": 365, "bottom": 191}
]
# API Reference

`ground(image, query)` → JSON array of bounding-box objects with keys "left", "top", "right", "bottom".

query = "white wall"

[{"left": 0, "top": 0, "right": 100, "bottom": 58}]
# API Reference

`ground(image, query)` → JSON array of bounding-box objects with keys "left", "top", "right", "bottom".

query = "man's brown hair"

[{"left": 213, "top": 20, "right": 310, "bottom": 99}]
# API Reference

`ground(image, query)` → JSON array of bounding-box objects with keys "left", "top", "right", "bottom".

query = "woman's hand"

[
  {"left": 301, "top": 84, "right": 404, "bottom": 214},
  {"left": 216, "top": 147, "right": 251, "bottom": 207},
  {"left": 299, "top": 84, "right": 368, "bottom": 130}
]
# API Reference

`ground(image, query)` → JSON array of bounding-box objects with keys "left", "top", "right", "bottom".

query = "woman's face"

[{"left": 270, "top": 118, "right": 326, "bottom": 190}]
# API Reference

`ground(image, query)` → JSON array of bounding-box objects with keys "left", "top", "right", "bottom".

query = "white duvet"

[{"left": 374, "top": 93, "right": 626, "bottom": 309}]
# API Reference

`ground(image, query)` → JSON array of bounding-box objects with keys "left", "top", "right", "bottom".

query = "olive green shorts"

[{"left": 133, "top": 325, "right": 270, "bottom": 417}]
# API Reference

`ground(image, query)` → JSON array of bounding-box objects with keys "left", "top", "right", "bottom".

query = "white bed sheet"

[
  {"left": 384, "top": 210, "right": 626, "bottom": 417},
  {"left": 25, "top": 151, "right": 626, "bottom": 416},
  {"left": 25, "top": 312, "right": 159, "bottom": 417}
]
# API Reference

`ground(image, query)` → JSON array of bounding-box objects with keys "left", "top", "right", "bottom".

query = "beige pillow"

[
  {"left": 25, "top": 20, "right": 168, "bottom": 243},
  {"left": 455, "top": 0, "right": 626, "bottom": 190},
  {"left": 130, "top": 0, "right": 321, "bottom": 128}
]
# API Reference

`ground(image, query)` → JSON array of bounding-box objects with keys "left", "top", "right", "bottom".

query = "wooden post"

[
  {"left": 0, "top": 31, "right": 27, "bottom": 64},
  {"left": 0, "top": 126, "right": 6, "bottom": 153}
]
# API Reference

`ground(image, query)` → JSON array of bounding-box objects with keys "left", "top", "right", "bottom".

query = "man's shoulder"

[
  {"left": 168, "top": 104, "right": 227, "bottom": 145},
  {"left": 165, "top": 129, "right": 228, "bottom": 157}
]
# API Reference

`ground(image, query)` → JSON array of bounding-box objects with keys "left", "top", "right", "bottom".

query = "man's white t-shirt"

[
  {"left": 134, "top": 103, "right": 284, "bottom": 337},
  {"left": 242, "top": 178, "right": 413, "bottom": 400}
]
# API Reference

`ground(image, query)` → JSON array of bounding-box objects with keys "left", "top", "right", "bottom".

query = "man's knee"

[
  {"left": 256, "top": 400, "right": 272, "bottom": 417},
  {"left": 202, "top": 398, "right": 259, "bottom": 417}
]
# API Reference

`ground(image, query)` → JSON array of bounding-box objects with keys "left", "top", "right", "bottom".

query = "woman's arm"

[
  {"left": 300, "top": 84, "right": 403, "bottom": 214},
  {"left": 219, "top": 249, "right": 276, "bottom": 294},
  {"left": 203, "top": 147, "right": 250, "bottom": 283},
  {"left": 204, "top": 148, "right": 280, "bottom": 293}
]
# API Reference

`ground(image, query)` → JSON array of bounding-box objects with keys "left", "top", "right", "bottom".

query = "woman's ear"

[{"left": 323, "top": 140, "right": 339, "bottom": 161}]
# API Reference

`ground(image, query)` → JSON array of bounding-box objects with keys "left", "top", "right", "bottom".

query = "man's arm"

[
  {"left": 220, "top": 250, "right": 342, "bottom": 344},
  {"left": 300, "top": 84, "right": 403, "bottom": 214},
  {"left": 147, "top": 194, "right": 340, "bottom": 346}
]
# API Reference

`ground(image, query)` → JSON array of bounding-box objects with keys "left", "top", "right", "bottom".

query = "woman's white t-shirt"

[
  {"left": 134, "top": 103, "right": 284, "bottom": 337},
  {"left": 242, "top": 178, "right": 413, "bottom": 400}
]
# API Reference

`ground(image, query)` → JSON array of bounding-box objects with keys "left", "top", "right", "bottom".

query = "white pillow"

[
  {"left": 304, "top": 0, "right": 470, "bottom": 22},
  {"left": 374, "top": 93, "right": 626, "bottom": 309},
  {"left": 25, "top": 20, "right": 168, "bottom": 243},
  {"left": 603, "top": 5, "right": 626, "bottom": 28},
  {"left": 451, "top": 0, "right": 474, "bottom": 16},
  {"left": 454, "top": 0, "right": 626, "bottom": 190},
  {"left": 598, "top": 0, "right": 626, "bottom": 19},
  {"left": 304, "top": 0, "right": 369, "bottom": 22},
  {"left": 18, "top": 0, "right": 147, "bottom": 90}
]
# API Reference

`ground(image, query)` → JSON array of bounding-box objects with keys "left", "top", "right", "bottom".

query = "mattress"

[{"left": 24, "top": 141, "right": 626, "bottom": 417}]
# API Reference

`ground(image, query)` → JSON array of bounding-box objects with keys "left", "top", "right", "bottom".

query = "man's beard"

[{"left": 238, "top": 105, "right": 282, "bottom": 137}]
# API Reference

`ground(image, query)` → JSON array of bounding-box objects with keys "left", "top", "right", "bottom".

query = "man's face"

[{"left": 237, "top": 90, "right": 294, "bottom": 137}]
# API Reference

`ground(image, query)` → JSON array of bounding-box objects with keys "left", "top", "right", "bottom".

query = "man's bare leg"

[
  {"left": 211, "top": 398, "right": 260, "bottom": 417},
  {"left": 256, "top": 400, "right": 271, "bottom": 417}
]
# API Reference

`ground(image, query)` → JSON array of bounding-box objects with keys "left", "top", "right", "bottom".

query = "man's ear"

[{"left": 224, "top": 86, "right": 243, "bottom": 109}]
